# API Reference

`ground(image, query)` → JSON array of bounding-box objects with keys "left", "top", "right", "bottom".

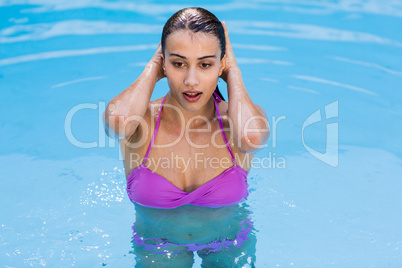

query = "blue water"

[{"left": 1, "top": 1, "right": 402, "bottom": 267}]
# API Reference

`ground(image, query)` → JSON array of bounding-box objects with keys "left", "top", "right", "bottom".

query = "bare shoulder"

[
  {"left": 124, "top": 97, "right": 163, "bottom": 143},
  {"left": 120, "top": 98, "right": 162, "bottom": 154},
  {"left": 120, "top": 97, "right": 164, "bottom": 174},
  {"left": 218, "top": 100, "right": 254, "bottom": 172}
]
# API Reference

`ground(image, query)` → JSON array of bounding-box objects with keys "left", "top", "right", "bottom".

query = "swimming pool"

[{"left": 1, "top": 0, "right": 402, "bottom": 266}]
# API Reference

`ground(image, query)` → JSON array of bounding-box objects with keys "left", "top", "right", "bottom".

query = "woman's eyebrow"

[{"left": 169, "top": 53, "right": 216, "bottom": 60}]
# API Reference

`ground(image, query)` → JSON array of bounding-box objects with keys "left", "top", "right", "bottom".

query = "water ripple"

[
  {"left": 51, "top": 76, "right": 107, "bottom": 89},
  {"left": 0, "top": 20, "right": 162, "bottom": 43},
  {"left": 237, "top": 58, "right": 293, "bottom": 65},
  {"left": 260, "top": 77, "right": 280, "bottom": 83},
  {"left": 292, "top": 75, "right": 377, "bottom": 95},
  {"left": 232, "top": 43, "right": 287, "bottom": 51},
  {"left": 228, "top": 20, "right": 402, "bottom": 46},
  {"left": 2, "top": 1, "right": 402, "bottom": 18},
  {"left": 329, "top": 56, "right": 402, "bottom": 77},
  {"left": 2, "top": 18, "right": 399, "bottom": 48},
  {"left": 0, "top": 44, "right": 156, "bottom": 66},
  {"left": 288, "top": 85, "right": 320, "bottom": 94}
]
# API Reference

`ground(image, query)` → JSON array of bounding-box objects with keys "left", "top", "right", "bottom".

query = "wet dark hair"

[{"left": 161, "top": 7, "right": 226, "bottom": 101}]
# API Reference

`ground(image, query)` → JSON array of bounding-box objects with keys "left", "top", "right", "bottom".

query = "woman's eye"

[
  {"left": 201, "top": 63, "right": 212, "bottom": 68},
  {"left": 173, "top": 62, "right": 184, "bottom": 68}
]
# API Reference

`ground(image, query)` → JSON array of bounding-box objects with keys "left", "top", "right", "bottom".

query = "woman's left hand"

[{"left": 220, "top": 21, "right": 240, "bottom": 82}]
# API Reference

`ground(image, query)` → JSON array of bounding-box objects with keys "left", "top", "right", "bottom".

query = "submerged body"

[{"left": 132, "top": 202, "right": 257, "bottom": 267}]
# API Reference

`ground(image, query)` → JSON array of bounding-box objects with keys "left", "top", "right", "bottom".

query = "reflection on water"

[{"left": 130, "top": 202, "right": 256, "bottom": 267}]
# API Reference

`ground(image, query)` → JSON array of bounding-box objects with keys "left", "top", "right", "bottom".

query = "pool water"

[{"left": 1, "top": 0, "right": 402, "bottom": 267}]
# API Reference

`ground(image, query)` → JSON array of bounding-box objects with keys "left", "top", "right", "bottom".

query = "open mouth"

[{"left": 183, "top": 92, "right": 202, "bottom": 102}]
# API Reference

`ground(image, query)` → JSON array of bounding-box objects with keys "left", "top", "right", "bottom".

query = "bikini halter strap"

[
  {"left": 213, "top": 92, "right": 237, "bottom": 163},
  {"left": 142, "top": 93, "right": 236, "bottom": 164},
  {"left": 142, "top": 95, "right": 166, "bottom": 164}
]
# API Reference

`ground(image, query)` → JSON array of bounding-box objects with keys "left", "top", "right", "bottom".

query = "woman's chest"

[
  {"left": 122, "top": 116, "right": 252, "bottom": 184},
  {"left": 143, "top": 146, "right": 235, "bottom": 192}
]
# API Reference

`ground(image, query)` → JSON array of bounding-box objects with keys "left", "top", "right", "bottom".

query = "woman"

[{"left": 104, "top": 7, "right": 269, "bottom": 267}]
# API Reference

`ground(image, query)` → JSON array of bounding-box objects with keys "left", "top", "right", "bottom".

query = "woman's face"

[{"left": 163, "top": 30, "right": 225, "bottom": 112}]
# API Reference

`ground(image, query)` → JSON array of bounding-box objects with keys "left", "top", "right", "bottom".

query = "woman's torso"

[
  {"left": 133, "top": 202, "right": 253, "bottom": 245},
  {"left": 121, "top": 95, "right": 253, "bottom": 193}
]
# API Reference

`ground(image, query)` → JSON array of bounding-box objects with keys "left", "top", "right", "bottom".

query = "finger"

[
  {"left": 221, "top": 21, "right": 231, "bottom": 46},
  {"left": 155, "top": 43, "right": 163, "bottom": 57}
]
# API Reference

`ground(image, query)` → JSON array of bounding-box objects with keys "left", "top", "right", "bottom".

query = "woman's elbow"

[
  {"left": 103, "top": 105, "right": 134, "bottom": 139},
  {"left": 239, "top": 127, "right": 270, "bottom": 154},
  {"left": 103, "top": 110, "right": 121, "bottom": 139}
]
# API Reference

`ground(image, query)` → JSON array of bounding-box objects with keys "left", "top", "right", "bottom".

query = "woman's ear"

[
  {"left": 162, "top": 55, "right": 166, "bottom": 74},
  {"left": 218, "top": 56, "right": 226, "bottom": 76}
]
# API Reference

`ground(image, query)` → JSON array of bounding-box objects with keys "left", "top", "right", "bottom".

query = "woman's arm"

[
  {"left": 221, "top": 22, "right": 270, "bottom": 153},
  {"left": 103, "top": 44, "right": 165, "bottom": 139}
]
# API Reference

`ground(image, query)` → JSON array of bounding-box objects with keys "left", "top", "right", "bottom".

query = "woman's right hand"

[{"left": 148, "top": 42, "right": 165, "bottom": 82}]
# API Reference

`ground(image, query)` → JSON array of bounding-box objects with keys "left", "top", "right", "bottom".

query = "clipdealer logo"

[{"left": 301, "top": 100, "right": 339, "bottom": 167}]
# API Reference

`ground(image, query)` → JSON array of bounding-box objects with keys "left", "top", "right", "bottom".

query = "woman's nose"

[{"left": 183, "top": 68, "right": 199, "bottom": 87}]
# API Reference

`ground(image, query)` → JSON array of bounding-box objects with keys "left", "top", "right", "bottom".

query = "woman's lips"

[{"left": 183, "top": 91, "right": 202, "bottom": 102}]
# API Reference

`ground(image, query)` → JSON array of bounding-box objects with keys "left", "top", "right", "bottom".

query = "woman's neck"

[{"left": 162, "top": 92, "right": 216, "bottom": 129}]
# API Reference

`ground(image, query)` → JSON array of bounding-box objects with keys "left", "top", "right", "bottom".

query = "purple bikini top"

[{"left": 126, "top": 92, "right": 249, "bottom": 209}]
